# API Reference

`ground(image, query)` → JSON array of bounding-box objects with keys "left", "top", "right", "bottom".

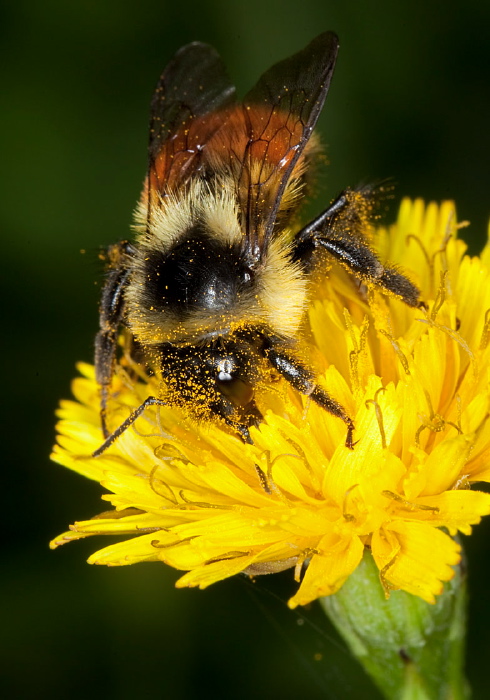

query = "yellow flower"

[{"left": 51, "top": 199, "right": 490, "bottom": 608}]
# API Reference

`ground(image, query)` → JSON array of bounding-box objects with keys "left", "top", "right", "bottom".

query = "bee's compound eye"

[{"left": 215, "top": 358, "right": 254, "bottom": 407}]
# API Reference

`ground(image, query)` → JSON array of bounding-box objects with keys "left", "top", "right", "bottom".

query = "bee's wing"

[
  {"left": 147, "top": 42, "right": 236, "bottom": 208},
  {"left": 237, "top": 32, "right": 339, "bottom": 256}
]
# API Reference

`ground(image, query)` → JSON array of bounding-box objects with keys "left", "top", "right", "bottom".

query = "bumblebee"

[{"left": 94, "top": 32, "right": 419, "bottom": 457}]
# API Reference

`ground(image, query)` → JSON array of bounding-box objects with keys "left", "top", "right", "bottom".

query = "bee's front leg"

[
  {"left": 292, "top": 187, "right": 420, "bottom": 307},
  {"left": 262, "top": 345, "right": 355, "bottom": 449}
]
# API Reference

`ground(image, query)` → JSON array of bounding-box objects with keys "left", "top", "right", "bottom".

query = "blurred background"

[{"left": 2, "top": 0, "right": 489, "bottom": 697}]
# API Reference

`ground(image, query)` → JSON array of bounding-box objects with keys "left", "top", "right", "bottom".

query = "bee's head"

[{"left": 158, "top": 336, "right": 265, "bottom": 423}]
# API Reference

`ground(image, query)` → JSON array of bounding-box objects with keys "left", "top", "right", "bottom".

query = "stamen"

[
  {"left": 417, "top": 318, "right": 476, "bottom": 376},
  {"left": 149, "top": 465, "right": 179, "bottom": 504},
  {"left": 379, "top": 329, "right": 411, "bottom": 375},
  {"left": 455, "top": 395, "right": 463, "bottom": 433},
  {"left": 154, "top": 443, "right": 191, "bottom": 464},
  {"left": 302, "top": 394, "right": 312, "bottom": 422},
  {"left": 343, "top": 308, "right": 357, "bottom": 348},
  {"left": 424, "top": 389, "right": 436, "bottom": 418},
  {"left": 415, "top": 389, "right": 462, "bottom": 446},
  {"left": 294, "top": 548, "right": 319, "bottom": 582},
  {"left": 345, "top": 310, "right": 369, "bottom": 394},
  {"left": 91, "top": 507, "right": 144, "bottom": 520},
  {"left": 480, "top": 309, "right": 490, "bottom": 351},
  {"left": 121, "top": 355, "right": 151, "bottom": 384},
  {"left": 430, "top": 271, "right": 448, "bottom": 321},
  {"left": 281, "top": 435, "right": 320, "bottom": 489},
  {"left": 431, "top": 233, "right": 451, "bottom": 279},
  {"left": 452, "top": 474, "right": 470, "bottom": 490},
  {"left": 114, "top": 364, "right": 137, "bottom": 392},
  {"left": 255, "top": 463, "right": 271, "bottom": 494},
  {"left": 406, "top": 234, "right": 433, "bottom": 288},
  {"left": 255, "top": 450, "right": 289, "bottom": 502},
  {"left": 342, "top": 484, "right": 359, "bottom": 522},
  {"left": 470, "top": 412, "right": 490, "bottom": 459},
  {"left": 178, "top": 491, "right": 233, "bottom": 509},
  {"left": 382, "top": 490, "right": 439, "bottom": 513},
  {"left": 132, "top": 423, "right": 168, "bottom": 440},
  {"left": 151, "top": 535, "right": 195, "bottom": 549},
  {"left": 406, "top": 215, "right": 456, "bottom": 299},
  {"left": 366, "top": 387, "right": 387, "bottom": 449},
  {"left": 204, "top": 551, "right": 251, "bottom": 565},
  {"left": 431, "top": 210, "right": 457, "bottom": 290},
  {"left": 379, "top": 553, "right": 400, "bottom": 599}
]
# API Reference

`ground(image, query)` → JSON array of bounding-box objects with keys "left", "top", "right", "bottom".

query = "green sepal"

[{"left": 320, "top": 549, "right": 469, "bottom": 700}]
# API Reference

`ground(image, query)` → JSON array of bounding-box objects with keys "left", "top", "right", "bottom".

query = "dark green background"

[{"left": 2, "top": 1, "right": 490, "bottom": 697}]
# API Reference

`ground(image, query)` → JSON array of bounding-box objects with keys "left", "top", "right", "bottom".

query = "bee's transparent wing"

[
  {"left": 237, "top": 32, "right": 339, "bottom": 254},
  {"left": 147, "top": 42, "right": 236, "bottom": 208}
]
